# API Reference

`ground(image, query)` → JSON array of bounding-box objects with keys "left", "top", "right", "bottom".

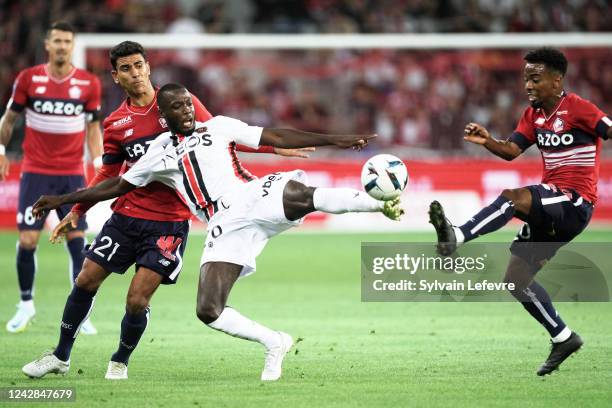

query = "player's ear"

[
  {"left": 44, "top": 38, "right": 50, "bottom": 53},
  {"left": 111, "top": 70, "right": 118, "bottom": 84}
]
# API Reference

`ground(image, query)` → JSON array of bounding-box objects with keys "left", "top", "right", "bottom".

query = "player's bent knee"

[
  {"left": 196, "top": 301, "right": 223, "bottom": 324},
  {"left": 74, "top": 259, "right": 108, "bottom": 292},
  {"left": 18, "top": 231, "right": 40, "bottom": 250},
  {"left": 126, "top": 294, "right": 149, "bottom": 315}
]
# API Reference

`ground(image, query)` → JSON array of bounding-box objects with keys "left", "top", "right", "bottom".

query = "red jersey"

[
  {"left": 8, "top": 64, "right": 101, "bottom": 175},
  {"left": 510, "top": 92, "right": 611, "bottom": 203}
]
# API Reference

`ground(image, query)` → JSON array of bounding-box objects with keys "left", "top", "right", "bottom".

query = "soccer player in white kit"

[{"left": 32, "top": 83, "right": 403, "bottom": 381}]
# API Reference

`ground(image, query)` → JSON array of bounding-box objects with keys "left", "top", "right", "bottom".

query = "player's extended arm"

[
  {"left": 0, "top": 109, "right": 19, "bottom": 180},
  {"left": 237, "top": 144, "right": 315, "bottom": 158},
  {"left": 464, "top": 122, "right": 522, "bottom": 161},
  {"left": 33, "top": 176, "right": 136, "bottom": 217},
  {"left": 260, "top": 128, "right": 375, "bottom": 150},
  {"left": 86, "top": 121, "right": 103, "bottom": 169}
]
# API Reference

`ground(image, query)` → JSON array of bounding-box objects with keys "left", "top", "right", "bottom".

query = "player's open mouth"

[{"left": 527, "top": 94, "right": 537, "bottom": 102}]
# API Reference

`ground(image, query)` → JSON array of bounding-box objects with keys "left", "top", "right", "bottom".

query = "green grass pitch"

[{"left": 0, "top": 228, "right": 611, "bottom": 407}]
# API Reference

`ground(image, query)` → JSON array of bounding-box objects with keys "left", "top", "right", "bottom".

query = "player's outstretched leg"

[
  {"left": 197, "top": 262, "right": 293, "bottom": 381},
  {"left": 106, "top": 267, "right": 161, "bottom": 380},
  {"left": 429, "top": 188, "right": 530, "bottom": 255},
  {"left": 23, "top": 259, "right": 108, "bottom": 378},
  {"left": 504, "top": 255, "right": 582, "bottom": 376},
  {"left": 282, "top": 181, "right": 404, "bottom": 221}
]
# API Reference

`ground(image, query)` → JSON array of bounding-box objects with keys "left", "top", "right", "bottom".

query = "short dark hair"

[
  {"left": 524, "top": 47, "right": 568, "bottom": 76},
  {"left": 157, "top": 83, "right": 188, "bottom": 107},
  {"left": 109, "top": 41, "right": 147, "bottom": 69},
  {"left": 47, "top": 21, "right": 75, "bottom": 37}
]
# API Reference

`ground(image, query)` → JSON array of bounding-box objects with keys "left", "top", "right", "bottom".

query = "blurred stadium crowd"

[{"left": 1, "top": 0, "right": 611, "bottom": 157}]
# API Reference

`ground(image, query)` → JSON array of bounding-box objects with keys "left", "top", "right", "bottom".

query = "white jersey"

[{"left": 122, "top": 116, "right": 263, "bottom": 221}]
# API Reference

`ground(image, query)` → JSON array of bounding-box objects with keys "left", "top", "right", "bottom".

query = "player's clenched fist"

[{"left": 464, "top": 122, "right": 490, "bottom": 145}]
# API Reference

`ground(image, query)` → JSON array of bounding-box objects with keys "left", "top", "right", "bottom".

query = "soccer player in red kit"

[
  {"left": 0, "top": 22, "right": 102, "bottom": 334},
  {"left": 22, "top": 41, "right": 311, "bottom": 380},
  {"left": 429, "top": 48, "right": 612, "bottom": 376}
]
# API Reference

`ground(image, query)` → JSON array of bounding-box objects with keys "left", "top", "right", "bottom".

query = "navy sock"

[
  {"left": 111, "top": 308, "right": 150, "bottom": 365},
  {"left": 521, "top": 281, "right": 566, "bottom": 337},
  {"left": 16, "top": 246, "right": 36, "bottom": 301},
  {"left": 67, "top": 237, "right": 85, "bottom": 284},
  {"left": 54, "top": 286, "right": 96, "bottom": 361},
  {"left": 459, "top": 196, "right": 515, "bottom": 242}
]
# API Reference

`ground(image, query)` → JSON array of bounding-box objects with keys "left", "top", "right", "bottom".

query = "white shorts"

[{"left": 200, "top": 170, "right": 307, "bottom": 277}]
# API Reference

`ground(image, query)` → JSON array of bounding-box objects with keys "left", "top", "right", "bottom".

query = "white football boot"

[
  {"left": 105, "top": 361, "right": 128, "bottom": 380},
  {"left": 22, "top": 351, "right": 69, "bottom": 378},
  {"left": 79, "top": 318, "right": 98, "bottom": 335},
  {"left": 261, "top": 331, "right": 293, "bottom": 381},
  {"left": 6, "top": 300, "right": 36, "bottom": 333}
]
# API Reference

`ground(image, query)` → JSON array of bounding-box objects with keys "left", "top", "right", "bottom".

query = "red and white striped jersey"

[
  {"left": 8, "top": 64, "right": 101, "bottom": 175},
  {"left": 510, "top": 92, "right": 611, "bottom": 203},
  {"left": 122, "top": 116, "right": 261, "bottom": 221}
]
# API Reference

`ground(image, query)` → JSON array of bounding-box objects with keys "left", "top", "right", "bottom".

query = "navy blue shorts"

[
  {"left": 18, "top": 172, "right": 88, "bottom": 231},
  {"left": 84, "top": 213, "right": 189, "bottom": 284},
  {"left": 510, "top": 184, "right": 593, "bottom": 269}
]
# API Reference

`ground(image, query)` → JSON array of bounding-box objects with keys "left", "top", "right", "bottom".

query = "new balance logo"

[
  {"left": 156, "top": 236, "right": 183, "bottom": 261},
  {"left": 61, "top": 321, "right": 73, "bottom": 329}
]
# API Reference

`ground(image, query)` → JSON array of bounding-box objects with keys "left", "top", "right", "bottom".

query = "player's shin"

[
  {"left": 207, "top": 307, "right": 282, "bottom": 349},
  {"left": 110, "top": 307, "right": 150, "bottom": 365},
  {"left": 520, "top": 281, "right": 570, "bottom": 341},
  {"left": 66, "top": 237, "right": 86, "bottom": 284},
  {"left": 457, "top": 195, "right": 515, "bottom": 243},
  {"left": 312, "top": 187, "right": 382, "bottom": 214},
  {"left": 54, "top": 285, "right": 97, "bottom": 361},
  {"left": 16, "top": 245, "right": 37, "bottom": 301}
]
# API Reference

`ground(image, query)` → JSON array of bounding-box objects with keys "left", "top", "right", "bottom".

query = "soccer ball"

[{"left": 360, "top": 154, "right": 409, "bottom": 200}]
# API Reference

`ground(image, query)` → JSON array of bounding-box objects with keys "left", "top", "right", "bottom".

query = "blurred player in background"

[
  {"left": 429, "top": 47, "right": 612, "bottom": 376},
  {"left": 21, "top": 42, "right": 312, "bottom": 380},
  {"left": 28, "top": 83, "right": 403, "bottom": 381},
  {"left": 0, "top": 21, "right": 102, "bottom": 334}
]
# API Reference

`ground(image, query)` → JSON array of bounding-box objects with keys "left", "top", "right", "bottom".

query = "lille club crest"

[
  {"left": 68, "top": 86, "right": 82, "bottom": 99},
  {"left": 553, "top": 117, "right": 564, "bottom": 133}
]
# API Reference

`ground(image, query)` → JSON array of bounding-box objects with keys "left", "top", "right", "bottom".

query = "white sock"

[
  {"left": 551, "top": 326, "right": 572, "bottom": 343},
  {"left": 20, "top": 299, "right": 35, "bottom": 310},
  {"left": 313, "top": 188, "right": 383, "bottom": 214},
  {"left": 453, "top": 226, "right": 465, "bottom": 244},
  {"left": 208, "top": 307, "right": 281, "bottom": 349}
]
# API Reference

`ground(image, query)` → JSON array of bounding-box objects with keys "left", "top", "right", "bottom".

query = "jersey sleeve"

[
  {"left": 575, "top": 98, "right": 611, "bottom": 140},
  {"left": 508, "top": 107, "right": 536, "bottom": 151},
  {"left": 101, "top": 121, "right": 126, "bottom": 165},
  {"left": 208, "top": 115, "right": 262, "bottom": 148},
  {"left": 85, "top": 75, "right": 102, "bottom": 122},
  {"left": 8, "top": 69, "right": 29, "bottom": 112},
  {"left": 192, "top": 94, "right": 213, "bottom": 122}
]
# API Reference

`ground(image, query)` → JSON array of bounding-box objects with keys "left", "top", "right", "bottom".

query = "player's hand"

[
  {"left": 464, "top": 123, "right": 490, "bottom": 145},
  {"left": 50, "top": 211, "right": 80, "bottom": 244},
  {"left": 0, "top": 154, "right": 9, "bottom": 181},
  {"left": 273, "top": 147, "right": 315, "bottom": 158},
  {"left": 32, "top": 195, "right": 65, "bottom": 218},
  {"left": 336, "top": 134, "right": 377, "bottom": 150}
]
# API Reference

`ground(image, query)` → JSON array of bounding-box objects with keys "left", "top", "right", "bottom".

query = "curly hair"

[{"left": 524, "top": 47, "right": 568, "bottom": 76}]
